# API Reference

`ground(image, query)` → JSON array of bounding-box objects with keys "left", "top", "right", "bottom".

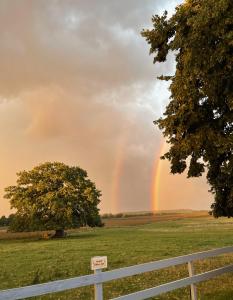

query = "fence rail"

[{"left": 1, "top": 246, "right": 233, "bottom": 300}]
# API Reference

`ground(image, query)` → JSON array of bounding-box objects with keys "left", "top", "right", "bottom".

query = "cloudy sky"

[{"left": 0, "top": 0, "right": 212, "bottom": 215}]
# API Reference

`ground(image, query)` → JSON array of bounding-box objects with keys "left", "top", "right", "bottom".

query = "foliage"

[
  {"left": 4, "top": 162, "right": 103, "bottom": 232},
  {"left": 0, "top": 214, "right": 15, "bottom": 227},
  {"left": 101, "top": 212, "right": 154, "bottom": 219},
  {"left": 142, "top": 0, "right": 233, "bottom": 217}
]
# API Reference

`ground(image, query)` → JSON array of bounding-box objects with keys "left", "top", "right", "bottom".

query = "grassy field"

[{"left": 1, "top": 212, "right": 233, "bottom": 299}]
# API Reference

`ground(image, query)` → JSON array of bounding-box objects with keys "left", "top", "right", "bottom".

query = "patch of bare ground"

[{"left": 103, "top": 211, "right": 209, "bottom": 227}]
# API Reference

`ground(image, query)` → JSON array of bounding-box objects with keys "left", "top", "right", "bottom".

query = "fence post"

[
  {"left": 188, "top": 261, "right": 197, "bottom": 300},
  {"left": 91, "top": 256, "right": 107, "bottom": 300},
  {"left": 94, "top": 269, "right": 103, "bottom": 300}
]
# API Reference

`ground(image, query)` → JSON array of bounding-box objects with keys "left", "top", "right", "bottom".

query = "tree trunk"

[{"left": 53, "top": 229, "right": 65, "bottom": 238}]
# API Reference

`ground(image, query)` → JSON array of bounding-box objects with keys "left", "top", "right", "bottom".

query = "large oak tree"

[
  {"left": 4, "top": 162, "right": 103, "bottom": 236},
  {"left": 142, "top": 0, "right": 233, "bottom": 216}
]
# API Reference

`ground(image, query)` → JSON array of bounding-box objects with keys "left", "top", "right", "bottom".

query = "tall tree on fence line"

[
  {"left": 142, "top": 0, "right": 233, "bottom": 217},
  {"left": 4, "top": 162, "right": 103, "bottom": 237}
]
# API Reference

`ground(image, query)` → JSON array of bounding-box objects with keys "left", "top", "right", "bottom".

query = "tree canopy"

[
  {"left": 4, "top": 162, "right": 103, "bottom": 235},
  {"left": 142, "top": 0, "right": 233, "bottom": 217}
]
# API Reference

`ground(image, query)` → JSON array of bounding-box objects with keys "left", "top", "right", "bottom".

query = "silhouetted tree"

[
  {"left": 0, "top": 214, "right": 15, "bottom": 227},
  {"left": 142, "top": 0, "right": 233, "bottom": 217}
]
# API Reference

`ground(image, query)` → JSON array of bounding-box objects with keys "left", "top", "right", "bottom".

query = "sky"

[{"left": 0, "top": 0, "right": 212, "bottom": 216}]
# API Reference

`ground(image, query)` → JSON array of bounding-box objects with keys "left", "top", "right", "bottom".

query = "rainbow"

[
  {"left": 111, "top": 136, "right": 168, "bottom": 214},
  {"left": 151, "top": 140, "right": 167, "bottom": 212},
  {"left": 111, "top": 137, "right": 126, "bottom": 213}
]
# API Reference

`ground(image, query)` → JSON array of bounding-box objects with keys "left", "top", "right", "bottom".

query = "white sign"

[{"left": 91, "top": 256, "right": 107, "bottom": 270}]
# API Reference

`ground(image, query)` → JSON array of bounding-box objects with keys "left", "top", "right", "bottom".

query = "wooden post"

[
  {"left": 91, "top": 256, "right": 107, "bottom": 300},
  {"left": 188, "top": 261, "right": 198, "bottom": 300},
  {"left": 94, "top": 269, "right": 103, "bottom": 300}
]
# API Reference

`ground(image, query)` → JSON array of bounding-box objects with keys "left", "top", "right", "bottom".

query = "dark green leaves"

[
  {"left": 143, "top": 0, "right": 233, "bottom": 217},
  {"left": 4, "top": 162, "right": 103, "bottom": 232}
]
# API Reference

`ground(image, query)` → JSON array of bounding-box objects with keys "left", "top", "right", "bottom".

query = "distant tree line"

[
  {"left": 0, "top": 214, "right": 15, "bottom": 227},
  {"left": 101, "top": 212, "right": 154, "bottom": 219}
]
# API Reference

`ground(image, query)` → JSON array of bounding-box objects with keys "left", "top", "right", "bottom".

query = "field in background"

[
  {"left": 1, "top": 211, "right": 233, "bottom": 299},
  {"left": 103, "top": 210, "right": 209, "bottom": 227},
  {"left": 0, "top": 210, "right": 209, "bottom": 240}
]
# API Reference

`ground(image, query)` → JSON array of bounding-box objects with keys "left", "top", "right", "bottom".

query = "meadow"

[{"left": 1, "top": 212, "right": 233, "bottom": 299}]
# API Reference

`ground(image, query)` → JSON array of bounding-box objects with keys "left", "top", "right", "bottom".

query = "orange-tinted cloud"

[{"left": 0, "top": 0, "right": 212, "bottom": 216}]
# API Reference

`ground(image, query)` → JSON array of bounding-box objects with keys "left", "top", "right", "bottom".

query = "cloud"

[
  {"left": 0, "top": 0, "right": 211, "bottom": 216},
  {"left": 0, "top": 0, "right": 178, "bottom": 95}
]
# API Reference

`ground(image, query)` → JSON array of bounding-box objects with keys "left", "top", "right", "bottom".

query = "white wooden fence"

[{"left": 1, "top": 246, "right": 233, "bottom": 300}]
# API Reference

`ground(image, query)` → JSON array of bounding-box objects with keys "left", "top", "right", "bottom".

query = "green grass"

[{"left": 1, "top": 215, "right": 233, "bottom": 299}]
